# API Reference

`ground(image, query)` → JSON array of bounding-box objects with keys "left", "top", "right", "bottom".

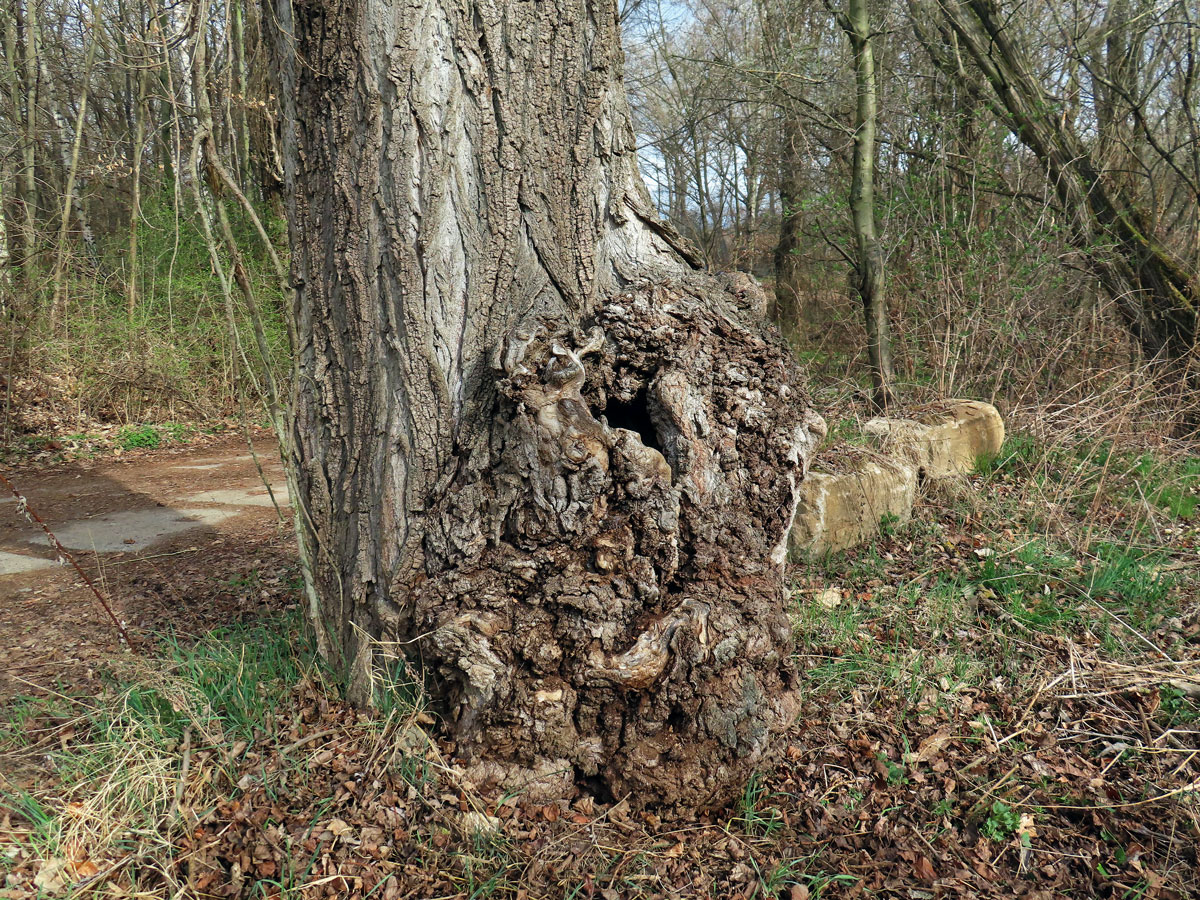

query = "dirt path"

[{"left": 0, "top": 437, "right": 298, "bottom": 701}]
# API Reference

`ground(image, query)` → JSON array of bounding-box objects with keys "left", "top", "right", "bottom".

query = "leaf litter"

[{"left": 2, "top": 436, "right": 1199, "bottom": 898}]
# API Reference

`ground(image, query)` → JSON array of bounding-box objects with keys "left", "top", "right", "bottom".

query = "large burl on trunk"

[
  {"left": 272, "top": 0, "right": 824, "bottom": 806},
  {"left": 412, "top": 285, "right": 823, "bottom": 806}
]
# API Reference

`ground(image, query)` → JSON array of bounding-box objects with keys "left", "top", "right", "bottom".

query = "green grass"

[
  {"left": 249, "top": 837, "right": 325, "bottom": 900},
  {"left": 2, "top": 422, "right": 1194, "bottom": 896},
  {"left": 462, "top": 828, "right": 519, "bottom": 899},
  {"left": 980, "top": 434, "right": 1200, "bottom": 531},
  {"left": 115, "top": 422, "right": 200, "bottom": 451},
  {"left": 117, "top": 424, "right": 162, "bottom": 449},
  {"left": 977, "top": 433, "right": 1042, "bottom": 478},
  {"left": 161, "top": 422, "right": 196, "bottom": 443},
  {"left": 1087, "top": 542, "right": 1175, "bottom": 627},
  {"left": 148, "top": 612, "right": 316, "bottom": 742},
  {"left": 1129, "top": 452, "right": 1200, "bottom": 519},
  {"left": 755, "top": 856, "right": 859, "bottom": 900},
  {"left": 955, "top": 537, "right": 1176, "bottom": 647},
  {"left": 731, "top": 771, "right": 785, "bottom": 837},
  {"left": 0, "top": 789, "right": 63, "bottom": 858},
  {"left": 0, "top": 695, "right": 77, "bottom": 748},
  {"left": 371, "top": 655, "right": 427, "bottom": 722},
  {"left": 0, "top": 610, "right": 318, "bottom": 874},
  {"left": 794, "top": 579, "right": 985, "bottom": 716},
  {"left": 823, "top": 417, "right": 872, "bottom": 448}
]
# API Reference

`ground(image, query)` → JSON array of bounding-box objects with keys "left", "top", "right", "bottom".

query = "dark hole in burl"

[
  {"left": 603, "top": 386, "right": 664, "bottom": 455},
  {"left": 574, "top": 769, "right": 615, "bottom": 805}
]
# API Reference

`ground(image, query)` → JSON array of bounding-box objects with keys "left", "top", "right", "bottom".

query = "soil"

[{"left": 0, "top": 434, "right": 297, "bottom": 702}]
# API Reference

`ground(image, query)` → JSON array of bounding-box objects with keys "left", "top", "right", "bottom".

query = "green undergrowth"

[
  {"left": 793, "top": 430, "right": 1198, "bottom": 710},
  {"left": 0, "top": 422, "right": 238, "bottom": 465},
  {"left": 0, "top": 611, "right": 323, "bottom": 871},
  {"left": 115, "top": 422, "right": 202, "bottom": 451},
  {"left": 821, "top": 417, "right": 873, "bottom": 451},
  {"left": 976, "top": 433, "right": 1200, "bottom": 531},
  {"left": 5, "top": 194, "right": 288, "bottom": 432}
]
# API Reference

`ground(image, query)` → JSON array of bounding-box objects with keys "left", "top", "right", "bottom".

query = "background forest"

[
  {"left": 3, "top": 0, "right": 1200, "bottom": 436},
  {"left": 2, "top": 2, "right": 1200, "bottom": 898},
  {"left": 1, "top": 0, "right": 287, "bottom": 435}
]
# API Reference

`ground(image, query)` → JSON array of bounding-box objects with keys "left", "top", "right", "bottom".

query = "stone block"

[
  {"left": 790, "top": 453, "right": 918, "bottom": 555},
  {"left": 863, "top": 400, "right": 1004, "bottom": 479}
]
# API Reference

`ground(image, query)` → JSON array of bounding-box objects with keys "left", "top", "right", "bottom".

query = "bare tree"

[{"left": 929, "top": 0, "right": 1200, "bottom": 392}]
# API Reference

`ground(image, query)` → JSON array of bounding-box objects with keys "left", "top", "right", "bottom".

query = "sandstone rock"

[
  {"left": 790, "top": 453, "right": 917, "bottom": 555},
  {"left": 863, "top": 400, "right": 1004, "bottom": 479},
  {"left": 787, "top": 401, "right": 1004, "bottom": 556}
]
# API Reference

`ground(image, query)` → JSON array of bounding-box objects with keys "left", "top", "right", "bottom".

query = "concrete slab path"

[
  {"left": 0, "top": 441, "right": 289, "bottom": 578},
  {"left": 0, "top": 435, "right": 298, "bottom": 702}
]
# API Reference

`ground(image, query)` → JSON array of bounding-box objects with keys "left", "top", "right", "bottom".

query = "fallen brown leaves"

[
  {"left": 3, "top": 432, "right": 1199, "bottom": 899},
  {"left": 6, "top": 646, "right": 1194, "bottom": 900}
]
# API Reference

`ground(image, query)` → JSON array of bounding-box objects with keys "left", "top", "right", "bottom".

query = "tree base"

[{"left": 397, "top": 279, "right": 824, "bottom": 809}]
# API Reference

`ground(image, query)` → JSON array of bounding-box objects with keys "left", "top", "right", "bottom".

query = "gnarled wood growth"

[
  {"left": 411, "top": 287, "right": 824, "bottom": 806},
  {"left": 271, "top": 0, "right": 823, "bottom": 806}
]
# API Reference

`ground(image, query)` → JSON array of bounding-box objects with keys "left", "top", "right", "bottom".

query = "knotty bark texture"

[{"left": 272, "top": 0, "right": 824, "bottom": 806}]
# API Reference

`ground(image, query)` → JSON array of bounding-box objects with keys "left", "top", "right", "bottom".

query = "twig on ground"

[
  {"left": 281, "top": 727, "right": 339, "bottom": 754},
  {"left": 0, "top": 470, "right": 133, "bottom": 647},
  {"left": 171, "top": 727, "right": 192, "bottom": 822},
  {"left": 93, "top": 547, "right": 202, "bottom": 569}
]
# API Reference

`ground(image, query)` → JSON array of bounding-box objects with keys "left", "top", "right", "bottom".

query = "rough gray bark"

[{"left": 272, "top": 0, "right": 824, "bottom": 807}]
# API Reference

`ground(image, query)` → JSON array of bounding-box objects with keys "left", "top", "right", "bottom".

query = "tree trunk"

[
  {"left": 127, "top": 61, "right": 148, "bottom": 319},
  {"left": 9, "top": 0, "right": 39, "bottom": 291},
  {"left": 47, "top": 1, "right": 100, "bottom": 331},
  {"left": 271, "top": 0, "right": 824, "bottom": 808},
  {"left": 773, "top": 117, "right": 805, "bottom": 327},
  {"left": 0, "top": 157, "right": 10, "bottom": 306},
  {"left": 834, "top": 0, "right": 896, "bottom": 411},
  {"left": 231, "top": 0, "right": 251, "bottom": 189}
]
